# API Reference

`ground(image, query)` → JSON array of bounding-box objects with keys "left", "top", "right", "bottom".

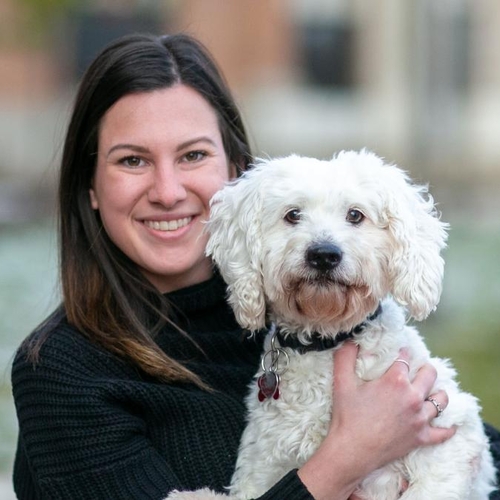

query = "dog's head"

[{"left": 206, "top": 150, "right": 448, "bottom": 334}]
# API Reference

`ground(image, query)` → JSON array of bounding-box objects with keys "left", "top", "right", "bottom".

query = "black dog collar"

[{"left": 274, "top": 303, "right": 382, "bottom": 354}]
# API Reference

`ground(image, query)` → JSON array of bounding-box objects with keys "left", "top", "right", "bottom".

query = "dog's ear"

[
  {"left": 205, "top": 170, "right": 267, "bottom": 331},
  {"left": 381, "top": 166, "right": 449, "bottom": 320}
]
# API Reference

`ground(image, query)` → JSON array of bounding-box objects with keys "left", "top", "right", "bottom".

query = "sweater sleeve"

[
  {"left": 485, "top": 424, "right": 500, "bottom": 499},
  {"left": 255, "top": 470, "right": 314, "bottom": 500}
]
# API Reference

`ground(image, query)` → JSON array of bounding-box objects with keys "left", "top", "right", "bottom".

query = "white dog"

[{"left": 167, "top": 150, "right": 496, "bottom": 500}]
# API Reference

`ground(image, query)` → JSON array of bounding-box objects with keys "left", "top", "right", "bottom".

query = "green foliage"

[{"left": 18, "top": 0, "right": 78, "bottom": 16}]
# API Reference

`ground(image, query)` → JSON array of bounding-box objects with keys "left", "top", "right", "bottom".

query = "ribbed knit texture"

[
  {"left": 12, "top": 274, "right": 314, "bottom": 500},
  {"left": 486, "top": 424, "right": 500, "bottom": 499}
]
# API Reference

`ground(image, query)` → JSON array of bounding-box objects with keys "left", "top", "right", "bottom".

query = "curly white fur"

[{"left": 166, "top": 150, "right": 496, "bottom": 500}]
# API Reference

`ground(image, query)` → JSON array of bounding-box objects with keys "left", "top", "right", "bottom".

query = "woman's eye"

[
  {"left": 284, "top": 208, "right": 301, "bottom": 224},
  {"left": 346, "top": 209, "right": 365, "bottom": 224},
  {"left": 120, "top": 156, "right": 144, "bottom": 168},
  {"left": 184, "top": 150, "right": 207, "bottom": 162}
]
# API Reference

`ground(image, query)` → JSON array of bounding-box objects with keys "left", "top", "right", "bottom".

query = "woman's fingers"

[
  {"left": 424, "top": 390, "right": 448, "bottom": 420},
  {"left": 408, "top": 361, "right": 438, "bottom": 399},
  {"left": 388, "top": 354, "right": 450, "bottom": 424},
  {"left": 390, "top": 348, "right": 411, "bottom": 372},
  {"left": 333, "top": 341, "right": 359, "bottom": 392},
  {"left": 328, "top": 342, "right": 457, "bottom": 482}
]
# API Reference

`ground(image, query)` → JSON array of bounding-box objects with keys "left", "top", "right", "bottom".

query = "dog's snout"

[{"left": 306, "top": 243, "right": 343, "bottom": 271}]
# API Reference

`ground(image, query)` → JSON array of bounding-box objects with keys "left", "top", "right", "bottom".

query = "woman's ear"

[
  {"left": 228, "top": 160, "right": 242, "bottom": 180},
  {"left": 229, "top": 162, "right": 236, "bottom": 180},
  {"left": 89, "top": 187, "right": 99, "bottom": 210}
]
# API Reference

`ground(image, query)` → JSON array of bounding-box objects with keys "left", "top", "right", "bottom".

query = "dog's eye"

[
  {"left": 346, "top": 209, "right": 365, "bottom": 225},
  {"left": 284, "top": 209, "right": 301, "bottom": 224}
]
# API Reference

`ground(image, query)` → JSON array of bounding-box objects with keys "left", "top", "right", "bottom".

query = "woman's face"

[{"left": 90, "top": 84, "right": 235, "bottom": 293}]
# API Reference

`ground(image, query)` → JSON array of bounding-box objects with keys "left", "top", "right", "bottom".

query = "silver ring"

[
  {"left": 394, "top": 358, "right": 410, "bottom": 371},
  {"left": 426, "top": 396, "right": 444, "bottom": 418},
  {"left": 261, "top": 346, "right": 289, "bottom": 375}
]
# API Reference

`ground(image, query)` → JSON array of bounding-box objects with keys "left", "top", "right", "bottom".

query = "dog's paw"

[{"left": 164, "top": 488, "right": 228, "bottom": 500}]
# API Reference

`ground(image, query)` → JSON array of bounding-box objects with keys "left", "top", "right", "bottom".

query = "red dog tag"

[{"left": 257, "top": 372, "right": 280, "bottom": 401}]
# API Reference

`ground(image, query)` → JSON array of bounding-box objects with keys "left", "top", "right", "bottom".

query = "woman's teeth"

[{"left": 145, "top": 217, "right": 192, "bottom": 231}]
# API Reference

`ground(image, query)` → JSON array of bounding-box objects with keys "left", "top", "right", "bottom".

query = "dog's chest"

[
  {"left": 279, "top": 349, "right": 333, "bottom": 405},
  {"left": 245, "top": 350, "right": 334, "bottom": 465}
]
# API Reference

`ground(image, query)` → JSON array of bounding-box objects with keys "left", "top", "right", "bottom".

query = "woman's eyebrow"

[
  {"left": 176, "top": 136, "right": 217, "bottom": 152},
  {"left": 105, "top": 136, "right": 217, "bottom": 157},
  {"left": 107, "top": 144, "right": 150, "bottom": 156}
]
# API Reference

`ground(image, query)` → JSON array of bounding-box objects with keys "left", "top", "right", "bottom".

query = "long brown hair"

[{"left": 27, "top": 33, "right": 252, "bottom": 387}]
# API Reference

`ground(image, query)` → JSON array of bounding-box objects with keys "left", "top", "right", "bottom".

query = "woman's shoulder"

[
  {"left": 12, "top": 306, "right": 132, "bottom": 383},
  {"left": 16, "top": 307, "right": 87, "bottom": 359}
]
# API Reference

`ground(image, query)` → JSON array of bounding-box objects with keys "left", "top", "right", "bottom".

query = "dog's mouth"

[
  {"left": 282, "top": 275, "right": 376, "bottom": 331},
  {"left": 302, "top": 270, "right": 356, "bottom": 289}
]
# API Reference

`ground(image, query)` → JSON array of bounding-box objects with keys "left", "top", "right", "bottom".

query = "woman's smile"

[{"left": 143, "top": 216, "right": 193, "bottom": 232}]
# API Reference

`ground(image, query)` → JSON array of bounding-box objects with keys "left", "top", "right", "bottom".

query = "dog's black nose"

[{"left": 306, "top": 243, "right": 343, "bottom": 271}]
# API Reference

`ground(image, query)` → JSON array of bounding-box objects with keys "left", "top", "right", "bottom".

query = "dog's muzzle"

[{"left": 306, "top": 242, "right": 343, "bottom": 271}]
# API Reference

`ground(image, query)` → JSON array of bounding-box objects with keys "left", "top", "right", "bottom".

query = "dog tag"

[{"left": 257, "top": 372, "right": 280, "bottom": 401}]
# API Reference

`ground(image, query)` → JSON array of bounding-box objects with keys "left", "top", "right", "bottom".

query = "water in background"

[{"left": 0, "top": 216, "right": 499, "bottom": 479}]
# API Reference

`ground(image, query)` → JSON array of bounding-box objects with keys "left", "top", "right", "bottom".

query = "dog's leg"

[
  {"left": 398, "top": 405, "right": 496, "bottom": 500},
  {"left": 355, "top": 465, "right": 407, "bottom": 500},
  {"left": 164, "top": 489, "right": 230, "bottom": 500}
]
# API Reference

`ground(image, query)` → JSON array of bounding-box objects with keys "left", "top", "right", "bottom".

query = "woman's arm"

[{"left": 12, "top": 326, "right": 198, "bottom": 500}]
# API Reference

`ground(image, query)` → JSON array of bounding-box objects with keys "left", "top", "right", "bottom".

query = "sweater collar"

[{"left": 164, "top": 271, "right": 227, "bottom": 314}]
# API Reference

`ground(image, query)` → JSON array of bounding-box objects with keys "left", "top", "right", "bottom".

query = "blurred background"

[{"left": 1, "top": 0, "right": 499, "bottom": 496}]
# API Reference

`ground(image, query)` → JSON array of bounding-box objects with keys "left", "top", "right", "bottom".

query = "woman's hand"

[
  {"left": 298, "top": 341, "right": 455, "bottom": 500},
  {"left": 331, "top": 342, "right": 454, "bottom": 469}
]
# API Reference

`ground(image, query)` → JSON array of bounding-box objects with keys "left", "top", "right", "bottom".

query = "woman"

[{"left": 11, "top": 33, "right": 498, "bottom": 500}]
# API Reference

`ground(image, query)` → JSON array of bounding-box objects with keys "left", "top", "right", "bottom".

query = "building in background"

[{"left": 0, "top": 0, "right": 499, "bottom": 219}]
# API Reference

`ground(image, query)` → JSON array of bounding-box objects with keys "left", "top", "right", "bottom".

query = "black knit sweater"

[
  {"left": 11, "top": 274, "right": 314, "bottom": 500},
  {"left": 12, "top": 275, "right": 500, "bottom": 499}
]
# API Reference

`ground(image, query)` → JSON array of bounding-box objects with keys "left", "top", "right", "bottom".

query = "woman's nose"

[{"left": 147, "top": 164, "right": 187, "bottom": 206}]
